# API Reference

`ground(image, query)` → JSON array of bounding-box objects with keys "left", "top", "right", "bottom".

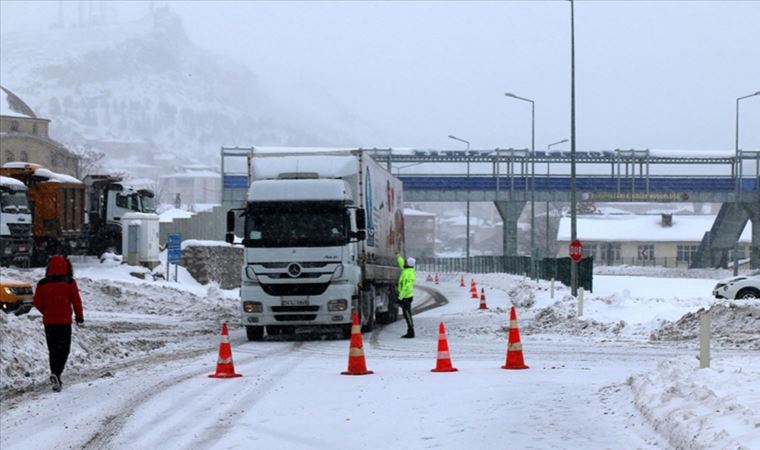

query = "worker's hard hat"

[{"left": 406, "top": 257, "right": 416, "bottom": 267}]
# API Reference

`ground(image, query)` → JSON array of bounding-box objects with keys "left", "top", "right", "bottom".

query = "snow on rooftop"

[
  {"left": 33, "top": 168, "right": 82, "bottom": 184},
  {"left": 157, "top": 207, "right": 194, "bottom": 223},
  {"left": 252, "top": 154, "right": 359, "bottom": 180},
  {"left": 0, "top": 175, "right": 27, "bottom": 189},
  {"left": 0, "top": 87, "right": 34, "bottom": 118},
  {"left": 558, "top": 215, "right": 752, "bottom": 242},
  {"left": 403, "top": 208, "right": 436, "bottom": 217}
]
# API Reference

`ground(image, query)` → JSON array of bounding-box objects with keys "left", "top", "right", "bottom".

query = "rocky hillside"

[{"left": 0, "top": 9, "right": 371, "bottom": 168}]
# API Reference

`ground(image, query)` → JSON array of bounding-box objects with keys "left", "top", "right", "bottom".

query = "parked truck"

[
  {"left": 1, "top": 163, "right": 87, "bottom": 265},
  {"left": 84, "top": 174, "right": 156, "bottom": 257},
  {"left": 226, "top": 149, "right": 405, "bottom": 340},
  {"left": 0, "top": 163, "right": 156, "bottom": 265},
  {"left": 0, "top": 175, "right": 33, "bottom": 267}
]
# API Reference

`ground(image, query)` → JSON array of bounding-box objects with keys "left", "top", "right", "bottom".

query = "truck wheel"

[
  {"left": 359, "top": 286, "right": 375, "bottom": 333},
  {"left": 246, "top": 326, "right": 264, "bottom": 341},
  {"left": 736, "top": 288, "right": 760, "bottom": 300}
]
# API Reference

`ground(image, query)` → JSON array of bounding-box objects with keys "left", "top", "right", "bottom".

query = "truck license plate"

[{"left": 282, "top": 298, "right": 308, "bottom": 307}]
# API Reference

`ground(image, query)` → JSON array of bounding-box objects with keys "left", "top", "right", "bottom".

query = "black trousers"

[
  {"left": 44, "top": 324, "right": 72, "bottom": 378},
  {"left": 399, "top": 297, "right": 414, "bottom": 331}
]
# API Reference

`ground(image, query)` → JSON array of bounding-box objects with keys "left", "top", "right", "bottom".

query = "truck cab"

[
  {"left": 84, "top": 175, "right": 156, "bottom": 256},
  {"left": 0, "top": 176, "right": 32, "bottom": 267},
  {"left": 227, "top": 150, "right": 402, "bottom": 340}
]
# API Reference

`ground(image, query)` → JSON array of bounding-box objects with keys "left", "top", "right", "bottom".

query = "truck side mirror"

[
  {"left": 356, "top": 208, "right": 366, "bottom": 230},
  {"left": 225, "top": 210, "right": 236, "bottom": 244}
]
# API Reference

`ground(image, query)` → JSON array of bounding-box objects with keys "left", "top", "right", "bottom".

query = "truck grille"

[
  {"left": 271, "top": 305, "right": 320, "bottom": 313},
  {"left": 274, "top": 314, "right": 318, "bottom": 322},
  {"left": 261, "top": 283, "right": 329, "bottom": 297},
  {"left": 7, "top": 223, "right": 31, "bottom": 236},
  {"left": 261, "top": 262, "right": 329, "bottom": 269}
]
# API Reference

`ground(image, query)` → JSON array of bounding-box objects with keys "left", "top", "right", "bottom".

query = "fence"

[{"left": 418, "top": 255, "right": 593, "bottom": 293}]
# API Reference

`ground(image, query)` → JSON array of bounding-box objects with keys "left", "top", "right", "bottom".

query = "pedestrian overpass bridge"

[{"left": 221, "top": 147, "right": 760, "bottom": 269}]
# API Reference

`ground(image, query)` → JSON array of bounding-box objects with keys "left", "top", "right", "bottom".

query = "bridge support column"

[
  {"left": 495, "top": 201, "right": 526, "bottom": 256},
  {"left": 745, "top": 202, "right": 760, "bottom": 270}
]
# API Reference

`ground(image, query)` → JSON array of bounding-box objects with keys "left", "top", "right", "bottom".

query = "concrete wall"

[{"left": 181, "top": 244, "right": 243, "bottom": 289}]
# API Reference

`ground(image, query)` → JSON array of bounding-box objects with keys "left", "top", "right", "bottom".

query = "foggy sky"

[{"left": 2, "top": 0, "right": 759, "bottom": 151}]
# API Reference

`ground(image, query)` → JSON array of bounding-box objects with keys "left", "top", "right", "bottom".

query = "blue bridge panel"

[{"left": 398, "top": 176, "right": 758, "bottom": 193}]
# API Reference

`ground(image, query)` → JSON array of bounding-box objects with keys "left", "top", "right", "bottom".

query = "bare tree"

[{"left": 70, "top": 144, "right": 105, "bottom": 178}]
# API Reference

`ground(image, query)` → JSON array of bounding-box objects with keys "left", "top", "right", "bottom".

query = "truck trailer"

[{"left": 226, "top": 148, "right": 404, "bottom": 340}]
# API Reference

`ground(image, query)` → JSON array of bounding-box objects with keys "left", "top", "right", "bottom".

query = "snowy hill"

[{"left": 0, "top": 9, "right": 374, "bottom": 168}]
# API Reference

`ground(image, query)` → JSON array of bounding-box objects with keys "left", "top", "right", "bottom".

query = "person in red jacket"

[{"left": 33, "top": 255, "right": 84, "bottom": 392}]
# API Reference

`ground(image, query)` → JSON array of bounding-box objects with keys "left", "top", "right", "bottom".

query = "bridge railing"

[{"left": 417, "top": 256, "right": 593, "bottom": 293}]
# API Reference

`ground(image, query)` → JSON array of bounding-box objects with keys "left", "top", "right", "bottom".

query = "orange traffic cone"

[
  {"left": 431, "top": 322, "right": 458, "bottom": 372},
  {"left": 479, "top": 288, "right": 488, "bottom": 310},
  {"left": 470, "top": 282, "right": 479, "bottom": 299},
  {"left": 341, "top": 310, "right": 373, "bottom": 375},
  {"left": 208, "top": 323, "right": 243, "bottom": 378},
  {"left": 434, "top": 273, "right": 439, "bottom": 285},
  {"left": 460, "top": 275, "right": 465, "bottom": 287},
  {"left": 502, "top": 306, "right": 529, "bottom": 370}
]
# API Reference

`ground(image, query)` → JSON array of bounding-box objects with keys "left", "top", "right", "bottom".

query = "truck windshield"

[
  {"left": 244, "top": 201, "right": 348, "bottom": 248},
  {"left": 0, "top": 189, "right": 30, "bottom": 214},
  {"left": 139, "top": 192, "right": 156, "bottom": 213}
]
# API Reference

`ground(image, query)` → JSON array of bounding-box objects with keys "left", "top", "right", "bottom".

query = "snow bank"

[
  {"left": 0, "top": 265, "right": 240, "bottom": 396},
  {"left": 650, "top": 302, "right": 760, "bottom": 349},
  {"left": 629, "top": 360, "right": 760, "bottom": 449}
]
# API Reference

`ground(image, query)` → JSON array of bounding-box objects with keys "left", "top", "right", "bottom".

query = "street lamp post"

[
  {"left": 569, "top": 0, "right": 579, "bottom": 297},
  {"left": 448, "top": 134, "right": 471, "bottom": 272},
  {"left": 505, "top": 93, "right": 535, "bottom": 276},
  {"left": 546, "top": 139, "right": 568, "bottom": 258},
  {"left": 734, "top": 90, "right": 760, "bottom": 274}
]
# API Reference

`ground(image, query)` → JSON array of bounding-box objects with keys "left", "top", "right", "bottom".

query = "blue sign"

[
  {"left": 223, "top": 175, "right": 249, "bottom": 189},
  {"left": 167, "top": 233, "right": 182, "bottom": 264}
]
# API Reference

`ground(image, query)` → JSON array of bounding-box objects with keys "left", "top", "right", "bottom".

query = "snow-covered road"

[
  {"left": 2, "top": 281, "right": 672, "bottom": 450},
  {"left": 2, "top": 267, "right": 758, "bottom": 449}
]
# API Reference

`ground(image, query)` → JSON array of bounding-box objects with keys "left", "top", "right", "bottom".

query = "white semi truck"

[
  {"left": 0, "top": 176, "right": 32, "bottom": 267},
  {"left": 226, "top": 149, "right": 404, "bottom": 340}
]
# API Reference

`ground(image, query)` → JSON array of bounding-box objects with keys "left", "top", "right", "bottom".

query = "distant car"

[
  {"left": 712, "top": 270, "right": 760, "bottom": 300},
  {"left": 0, "top": 278, "right": 34, "bottom": 315}
]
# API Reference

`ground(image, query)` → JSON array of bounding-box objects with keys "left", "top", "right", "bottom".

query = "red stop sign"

[{"left": 569, "top": 239, "right": 583, "bottom": 262}]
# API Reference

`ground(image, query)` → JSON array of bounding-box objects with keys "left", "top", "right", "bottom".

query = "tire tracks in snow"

[{"left": 79, "top": 342, "right": 303, "bottom": 450}]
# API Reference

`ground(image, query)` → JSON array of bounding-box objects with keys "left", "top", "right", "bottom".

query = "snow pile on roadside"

[
  {"left": 650, "top": 302, "right": 760, "bottom": 349},
  {"left": 506, "top": 279, "right": 536, "bottom": 308},
  {"left": 0, "top": 266, "right": 240, "bottom": 396},
  {"left": 521, "top": 295, "right": 627, "bottom": 336},
  {"left": 628, "top": 360, "right": 760, "bottom": 449}
]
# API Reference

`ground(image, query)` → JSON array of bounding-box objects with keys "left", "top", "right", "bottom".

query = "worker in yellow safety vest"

[{"left": 396, "top": 254, "right": 416, "bottom": 338}]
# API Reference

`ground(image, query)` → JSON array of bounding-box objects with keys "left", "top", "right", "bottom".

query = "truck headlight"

[
  {"left": 3, "top": 287, "right": 13, "bottom": 295},
  {"left": 243, "top": 301, "right": 263, "bottom": 313},
  {"left": 331, "top": 264, "right": 344, "bottom": 280},
  {"left": 328, "top": 299, "right": 348, "bottom": 311}
]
